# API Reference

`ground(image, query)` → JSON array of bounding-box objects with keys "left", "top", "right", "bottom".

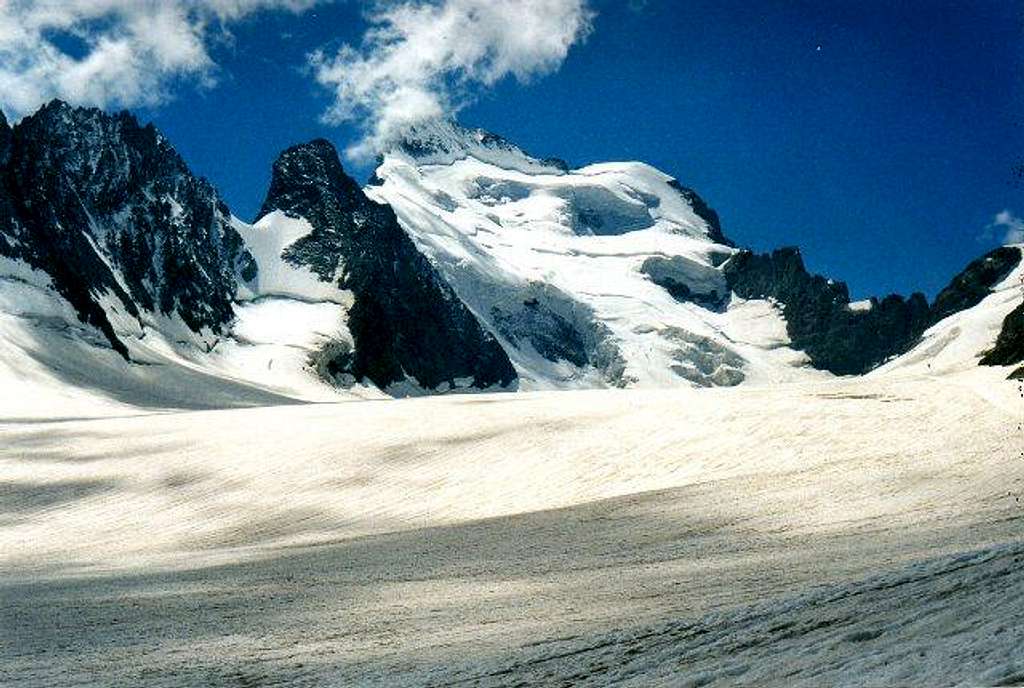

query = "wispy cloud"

[
  {"left": 311, "top": 0, "right": 594, "bottom": 159},
  {"left": 0, "top": 0, "right": 320, "bottom": 119},
  {"left": 983, "top": 209, "right": 1024, "bottom": 245}
]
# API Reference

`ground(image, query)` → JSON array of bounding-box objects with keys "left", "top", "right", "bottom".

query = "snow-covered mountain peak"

[
  {"left": 368, "top": 125, "right": 787, "bottom": 389},
  {"left": 252, "top": 136, "right": 517, "bottom": 394},
  {"left": 386, "top": 118, "right": 570, "bottom": 175},
  {"left": 368, "top": 119, "right": 1024, "bottom": 388}
]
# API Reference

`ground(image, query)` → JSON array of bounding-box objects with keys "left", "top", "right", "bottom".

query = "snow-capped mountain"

[
  {"left": 0, "top": 103, "right": 514, "bottom": 412},
  {"left": 248, "top": 139, "right": 515, "bottom": 394},
  {"left": 367, "top": 120, "right": 786, "bottom": 389},
  {"left": 368, "top": 119, "right": 1024, "bottom": 389},
  {"left": 0, "top": 100, "right": 255, "bottom": 360},
  {"left": 0, "top": 103, "right": 1021, "bottom": 411}
]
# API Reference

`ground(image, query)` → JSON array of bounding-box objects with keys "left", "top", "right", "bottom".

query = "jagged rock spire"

[{"left": 259, "top": 138, "right": 517, "bottom": 393}]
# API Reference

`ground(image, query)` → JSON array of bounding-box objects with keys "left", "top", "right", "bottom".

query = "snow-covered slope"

[
  {"left": 368, "top": 121, "right": 819, "bottom": 389},
  {"left": 0, "top": 104, "right": 516, "bottom": 408},
  {"left": 0, "top": 245, "right": 367, "bottom": 421},
  {"left": 874, "top": 244, "right": 1024, "bottom": 377},
  {"left": 369, "top": 122, "right": 1024, "bottom": 389},
  {"left": 3, "top": 370, "right": 1021, "bottom": 686}
]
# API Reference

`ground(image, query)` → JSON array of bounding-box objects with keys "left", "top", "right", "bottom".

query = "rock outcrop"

[
  {"left": 724, "top": 245, "right": 1022, "bottom": 375},
  {"left": 725, "top": 247, "right": 929, "bottom": 374},
  {"left": 0, "top": 100, "right": 255, "bottom": 358},
  {"left": 931, "top": 247, "right": 1021, "bottom": 322},
  {"left": 256, "top": 139, "right": 517, "bottom": 392}
]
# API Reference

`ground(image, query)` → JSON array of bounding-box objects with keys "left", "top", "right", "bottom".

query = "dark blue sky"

[{"left": 136, "top": 0, "right": 1023, "bottom": 300}]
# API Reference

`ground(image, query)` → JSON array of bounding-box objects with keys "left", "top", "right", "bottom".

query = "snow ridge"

[
  {"left": 390, "top": 119, "right": 570, "bottom": 175},
  {"left": 2, "top": 102, "right": 1022, "bottom": 407},
  {"left": 369, "top": 134, "right": 814, "bottom": 389}
]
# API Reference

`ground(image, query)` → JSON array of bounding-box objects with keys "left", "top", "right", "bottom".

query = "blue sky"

[{"left": 2, "top": 0, "right": 1021, "bottom": 299}]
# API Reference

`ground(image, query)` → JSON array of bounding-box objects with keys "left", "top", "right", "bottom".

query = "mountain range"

[{"left": 1, "top": 101, "right": 1021, "bottom": 411}]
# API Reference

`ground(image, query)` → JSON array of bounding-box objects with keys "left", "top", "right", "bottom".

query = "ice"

[
  {"left": 0, "top": 368, "right": 1020, "bottom": 685},
  {"left": 367, "top": 152, "right": 806, "bottom": 389},
  {"left": 233, "top": 211, "right": 350, "bottom": 304}
]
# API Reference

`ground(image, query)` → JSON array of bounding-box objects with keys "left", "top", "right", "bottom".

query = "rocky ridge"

[
  {"left": 1, "top": 100, "right": 1021, "bottom": 400},
  {"left": 723, "top": 245, "right": 1021, "bottom": 375},
  {"left": 255, "top": 139, "right": 517, "bottom": 392},
  {"left": 0, "top": 101, "right": 255, "bottom": 358}
]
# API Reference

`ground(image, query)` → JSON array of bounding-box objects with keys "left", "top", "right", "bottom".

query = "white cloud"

[
  {"left": 989, "top": 209, "right": 1024, "bottom": 245},
  {"left": 0, "top": 0, "right": 320, "bottom": 119},
  {"left": 311, "top": 0, "right": 594, "bottom": 159}
]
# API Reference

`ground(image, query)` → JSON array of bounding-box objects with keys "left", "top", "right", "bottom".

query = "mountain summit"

[
  {"left": 0, "top": 100, "right": 255, "bottom": 359},
  {"left": 0, "top": 102, "right": 1021, "bottom": 413},
  {"left": 387, "top": 119, "right": 570, "bottom": 175},
  {"left": 254, "top": 138, "right": 516, "bottom": 393},
  {"left": 368, "top": 118, "right": 1024, "bottom": 386}
]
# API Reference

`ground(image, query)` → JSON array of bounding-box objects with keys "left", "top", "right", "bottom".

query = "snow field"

[
  {"left": 1, "top": 367, "right": 1021, "bottom": 686},
  {"left": 368, "top": 154, "right": 818, "bottom": 389}
]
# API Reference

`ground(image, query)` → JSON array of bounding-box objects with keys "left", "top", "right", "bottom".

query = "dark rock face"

[
  {"left": 931, "top": 247, "right": 1021, "bottom": 322},
  {"left": 725, "top": 245, "right": 1024, "bottom": 375},
  {"left": 724, "top": 247, "right": 931, "bottom": 375},
  {"left": 0, "top": 111, "right": 11, "bottom": 166},
  {"left": 539, "top": 157, "right": 571, "bottom": 173},
  {"left": 640, "top": 255, "right": 728, "bottom": 309},
  {"left": 942, "top": 246, "right": 1024, "bottom": 375},
  {"left": 666, "top": 181, "right": 733, "bottom": 247},
  {"left": 0, "top": 100, "right": 254, "bottom": 358},
  {"left": 257, "top": 139, "right": 516, "bottom": 392},
  {"left": 981, "top": 303, "right": 1024, "bottom": 368},
  {"left": 0, "top": 111, "right": 19, "bottom": 251}
]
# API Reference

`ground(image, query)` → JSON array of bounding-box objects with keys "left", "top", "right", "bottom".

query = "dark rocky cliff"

[
  {"left": 724, "top": 245, "right": 1022, "bottom": 375},
  {"left": 256, "top": 139, "right": 517, "bottom": 393},
  {"left": 665, "top": 181, "right": 733, "bottom": 247},
  {"left": 0, "top": 111, "right": 11, "bottom": 165},
  {"left": 980, "top": 303, "right": 1024, "bottom": 369},
  {"left": 723, "top": 247, "right": 929, "bottom": 374},
  {"left": 975, "top": 247, "right": 1024, "bottom": 373},
  {"left": 931, "top": 247, "right": 1021, "bottom": 322},
  {"left": 0, "top": 101, "right": 255, "bottom": 358}
]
